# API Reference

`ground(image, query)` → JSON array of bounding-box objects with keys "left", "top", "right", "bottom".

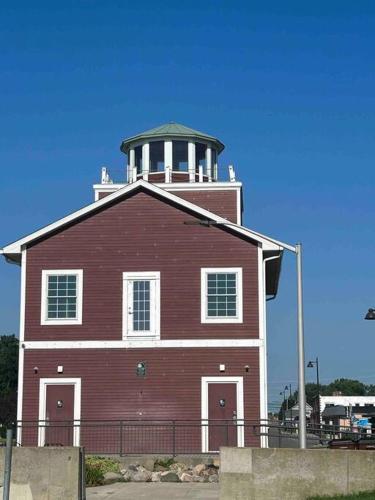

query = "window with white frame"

[
  {"left": 123, "top": 272, "right": 160, "bottom": 339},
  {"left": 201, "top": 268, "right": 243, "bottom": 323},
  {"left": 41, "top": 270, "right": 83, "bottom": 325}
]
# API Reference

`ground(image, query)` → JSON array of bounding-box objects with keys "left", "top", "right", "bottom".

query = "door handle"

[{"left": 232, "top": 410, "right": 237, "bottom": 422}]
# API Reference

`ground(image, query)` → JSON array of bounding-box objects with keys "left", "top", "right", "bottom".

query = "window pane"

[
  {"left": 47, "top": 274, "right": 77, "bottom": 319},
  {"left": 206, "top": 272, "right": 237, "bottom": 318},
  {"left": 195, "top": 143, "right": 206, "bottom": 173},
  {"left": 172, "top": 141, "right": 188, "bottom": 171},
  {"left": 135, "top": 145, "right": 143, "bottom": 174},
  {"left": 150, "top": 141, "right": 164, "bottom": 172},
  {"left": 133, "top": 280, "right": 151, "bottom": 331}
]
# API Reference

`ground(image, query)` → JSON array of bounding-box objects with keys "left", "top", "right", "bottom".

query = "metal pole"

[
  {"left": 296, "top": 243, "right": 307, "bottom": 448},
  {"left": 316, "top": 357, "right": 321, "bottom": 431},
  {"left": 3, "top": 428, "right": 13, "bottom": 500}
]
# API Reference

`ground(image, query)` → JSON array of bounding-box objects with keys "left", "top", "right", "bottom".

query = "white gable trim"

[{"left": 1, "top": 179, "right": 294, "bottom": 254}]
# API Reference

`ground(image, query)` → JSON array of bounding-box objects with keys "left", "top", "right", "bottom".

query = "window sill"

[
  {"left": 41, "top": 319, "right": 82, "bottom": 326},
  {"left": 201, "top": 318, "right": 243, "bottom": 324}
]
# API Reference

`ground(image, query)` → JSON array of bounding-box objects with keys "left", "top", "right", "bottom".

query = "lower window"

[{"left": 123, "top": 272, "right": 160, "bottom": 338}]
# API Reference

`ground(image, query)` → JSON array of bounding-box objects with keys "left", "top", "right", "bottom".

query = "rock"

[
  {"left": 193, "top": 464, "right": 206, "bottom": 476},
  {"left": 208, "top": 474, "right": 219, "bottom": 483},
  {"left": 127, "top": 464, "right": 138, "bottom": 472},
  {"left": 151, "top": 471, "right": 162, "bottom": 482},
  {"left": 132, "top": 466, "right": 152, "bottom": 482},
  {"left": 180, "top": 473, "right": 193, "bottom": 482},
  {"left": 103, "top": 472, "right": 123, "bottom": 485},
  {"left": 192, "top": 475, "right": 205, "bottom": 483},
  {"left": 121, "top": 471, "right": 133, "bottom": 482},
  {"left": 141, "top": 458, "right": 155, "bottom": 472},
  {"left": 160, "top": 471, "right": 180, "bottom": 482},
  {"left": 213, "top": 458, "right": 220, "bottom": 468},
  {"left": 170, "top": 462, "right": 188, "bottom": 474},
  {"left": 207, "top": 465, "right": 218, "bottom": 475}
]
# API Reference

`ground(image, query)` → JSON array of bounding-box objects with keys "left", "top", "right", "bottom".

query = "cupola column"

[
  {"left": 206, "top": 146, "right": 212, "bottom": 182},
  {"left": 188, "top": 141, "right": 196, "bottom": 182},
  {"left": 128, "top": 148, "right": 135, "bottom": 182},
  {"left": 164, "top": 140, "right": 172, "bottom": 171},
  {"left": 142, "top": 143, "right": 150, "bottom": 181}
]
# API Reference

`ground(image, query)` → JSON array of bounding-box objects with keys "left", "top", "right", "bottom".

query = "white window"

[
  {"left": 123, "top": 272, "right": 160, "bottom": 339},
  {"left": 41, "top": 270, "right": 83, "bottom": 325},
  {"left": 201, "top": 268, "right": 243, "bottom": 323}
]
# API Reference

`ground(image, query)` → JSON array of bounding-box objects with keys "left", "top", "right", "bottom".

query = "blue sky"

[{"left": 0, "top": 1, "right": 374, "bottom": 409}]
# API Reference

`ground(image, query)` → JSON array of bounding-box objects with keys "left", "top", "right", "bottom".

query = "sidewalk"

[{"left": 86, "top": 482, "right": 220, "bottom": 500}]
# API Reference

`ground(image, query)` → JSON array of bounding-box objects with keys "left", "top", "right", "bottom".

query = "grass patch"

[
  {"left": 308, "top": 492, "right": 375, "bottom": 500},
  {"left": 85, "top": 456, "right": 120, "bottom": 487}
]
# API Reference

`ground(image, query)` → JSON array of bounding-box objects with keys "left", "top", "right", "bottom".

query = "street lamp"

[
  {"left": 364, "top": 308, "right": 375, "bottom": 320},
  {"left": 307, "top": 357, "right": 320, "bottom": 426},
  {"left": 183, "top": 220, "right": 307, "bottom": 448}
]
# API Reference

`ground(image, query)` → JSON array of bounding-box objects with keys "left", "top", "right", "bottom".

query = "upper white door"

[{"left": 123, "top": 272, "right": 160, "bottom": 339}]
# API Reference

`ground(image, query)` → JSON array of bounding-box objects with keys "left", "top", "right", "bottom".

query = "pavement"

[{"left": 86, "top": 482, "right": 220, "bottom": 500}]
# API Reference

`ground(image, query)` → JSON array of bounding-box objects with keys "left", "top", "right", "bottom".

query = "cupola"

[{"left": 120, "top": 122, "right": 225, "bottom": 184}]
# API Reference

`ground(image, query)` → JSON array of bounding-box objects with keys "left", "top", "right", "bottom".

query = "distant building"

[
  {"left": 284, "top": 402, "right": 313, "bottom": 423},
  {"left": 320, "top": 396, "right": 375, "bottom": 433}
]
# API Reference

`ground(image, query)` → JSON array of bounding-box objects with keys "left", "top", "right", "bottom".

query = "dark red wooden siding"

[
  {"left": 172, "top": 189, "right": 238, "bottom": 223},
  {"left": 98, "top": 187, "right": 239, "bottom": 222},
  {"left": 25, "top": 189, "right": 259, "bottom": 341},
  {"left": 22, "top": 348, "right": 260, "bottom": 449}
]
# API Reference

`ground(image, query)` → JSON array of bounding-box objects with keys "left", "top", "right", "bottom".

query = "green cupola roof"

[{"left": 120, "top": 122, "right": 225, "bottom": 154}]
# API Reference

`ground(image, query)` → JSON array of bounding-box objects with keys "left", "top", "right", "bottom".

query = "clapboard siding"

[
  {"left": 22, "top": 347, "right": 260, "bottom": 448},
  {"left": 25, "top": 189, "right": 259, "bottom": 341},
  {"left": 98, "top": 187, "right": 239, "bottom": 222},
  {"left": 172, "top": 189, "right": 238, "bottom": 223}
]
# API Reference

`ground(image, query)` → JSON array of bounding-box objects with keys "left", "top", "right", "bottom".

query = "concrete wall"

[
  {"left": 0, "top": 447, "right": 83, "bottom": 500},
  {"left": 220, "top": 447, "right": 375, "bottom": 500}
]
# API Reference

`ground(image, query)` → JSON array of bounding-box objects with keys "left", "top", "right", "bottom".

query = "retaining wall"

[
  {"left": 220, "top": 447, "right": 375, "bottom": 500},
  {"left": 0, "top": 447, "right": 83, "bottom": 500}
]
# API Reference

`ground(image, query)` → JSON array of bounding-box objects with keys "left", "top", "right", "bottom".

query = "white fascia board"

[
  {"left": 2, "top": 179, "right": 293, "bottom": 254},
  {"left": 93, "top": 181, "right": 243, "bottom": 192},
  {"left": 22, "top": 339, "right": 262, "bottom": 349}
]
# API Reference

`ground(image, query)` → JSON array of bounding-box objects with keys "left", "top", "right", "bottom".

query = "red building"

[{"left": 1, "top": 123, "right": 289, "bottom": 453}]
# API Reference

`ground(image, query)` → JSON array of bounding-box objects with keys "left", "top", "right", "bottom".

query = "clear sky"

[{"left": 1, "top": 1, "right": 374, "bottom": 410}]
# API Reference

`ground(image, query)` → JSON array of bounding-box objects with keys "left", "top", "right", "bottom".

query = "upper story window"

[
  {"left": 135, "top": 145, "right": 143, "bottom": 174},
  {"left": 150, "top": 141, "right": 164, "bottom": 172},
  {"left": 195, "top": 143, "right": 207, "bottom": 173},
  {"left": 41, "top": 270, "right": 83, "bottom": 325},
  {"left": 172, "top": 141, "right": 188, "bottom": 171},
  {"left": 123, "top": 271, "right": 160, "bottom": 339},
  {"left": 201, "top": 268, "right": 243, "bottom": 324}
]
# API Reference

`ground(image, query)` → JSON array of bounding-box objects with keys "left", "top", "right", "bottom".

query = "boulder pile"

[{"left": 103, "top": 459, "right": 220, "bottom": 484}]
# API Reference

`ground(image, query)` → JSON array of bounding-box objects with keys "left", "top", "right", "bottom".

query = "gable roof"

[
  {"left": 120, "top": 122, "right": 225, "bottom": 153},
  {"left": 0, "top": 180, "right": 295, "bottom": 258}
]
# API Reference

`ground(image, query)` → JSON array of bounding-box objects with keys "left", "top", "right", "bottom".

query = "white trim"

[
  {"left": 236, "top": 187, "right": 242, "bottom": 225},
  {"left": 16, "top": 249, "right": 26, "bottom": 445},
  {"left": 201, "top": 376, "right": 244, "bottom": 452},
  {"left": 122, "top": 271, "right": 160, "bottom": 340},
  {"left": 142, "top": 143, "right": 150, "bottom": 181},
  {"left": 164, "top": 141, "right": 172, "bottom": 170},
  {"left": 94, "top": 181, "right": 243, "bottom": 192},
  {"left": 41, "top": 270, "right": 83, "bottom": 325},
  {"left": 188, "top": 142, "right": 196, "bottom": 182},
  {"left": 258, "top": 247, "right": 268, "bottom": 447},
  {"left": 22, "top": 339, "right": 262, "bottom": 349},
  {"left": 201, "top": 268, "right": 243, "bottom": 324},
  {"left": 38, "top": 377, "right": 81, "bottom": 447},
  {"left": 1, "top": 179, "right": 292, "bottom": 255}
]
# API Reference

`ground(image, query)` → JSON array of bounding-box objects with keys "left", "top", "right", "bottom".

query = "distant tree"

[
  {"left": 0, "top": 335, "right": 19, "bottom": 433},
  {"left": 325, "top": 378, "right": 367, "bottom": 396}
]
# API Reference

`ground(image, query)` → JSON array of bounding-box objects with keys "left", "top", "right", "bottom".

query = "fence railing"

[{"left": 14, "top": 419, "right": 375, "bottom": 455}]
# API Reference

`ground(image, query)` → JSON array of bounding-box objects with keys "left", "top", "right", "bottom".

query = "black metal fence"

[{"left": 14, "top": 419, "right": 375, "bottom": 455}]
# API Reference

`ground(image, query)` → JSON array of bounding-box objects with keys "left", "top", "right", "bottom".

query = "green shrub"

[
  {"left": 154, "top": 457, "right": 175, "bottom": 469},
  {"left": 85, "top": 456, "right": 120, "bottom": 486}
]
